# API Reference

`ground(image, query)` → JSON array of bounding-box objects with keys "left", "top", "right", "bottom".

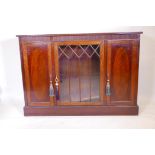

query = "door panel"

[
  {"left": 22, "top": 42, "right": 50, "bottom": 106},
  {"left": 107, "top": 39, "right": 139, "bottom": 105},
  {"left": 111, "top": 43, "right": 132, "bottom": 101},
  {"left": 54, "top": 41, "right": 105, "bottom": 105}
]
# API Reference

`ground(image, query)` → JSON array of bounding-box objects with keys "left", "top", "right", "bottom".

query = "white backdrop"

[
  {"left": 0, "top": 0, "right": 155, "bottom": 154},
  {"left": 0, "top": 0, "right": 155, "bottom": 121}
]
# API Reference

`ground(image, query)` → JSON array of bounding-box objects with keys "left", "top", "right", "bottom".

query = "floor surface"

[{"left": 0, "top": 97, "right": 155, "bottom": 129}]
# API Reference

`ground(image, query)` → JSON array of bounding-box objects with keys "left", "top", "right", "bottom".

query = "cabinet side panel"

[
  {"left": 131, "top": 40, "right": 140, "bottom": 105},
  {"left": 19, "top": 39, "right": 28, "bottom": 106}
]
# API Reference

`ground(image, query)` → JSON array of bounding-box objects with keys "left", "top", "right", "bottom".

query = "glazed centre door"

[{"left": 53, "top": 41, "right": 106, "bottom": 105}]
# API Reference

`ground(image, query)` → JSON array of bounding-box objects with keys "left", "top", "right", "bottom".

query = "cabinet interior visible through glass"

[{"left": 58, "top": 44, "right": 100, "bottom": 102}]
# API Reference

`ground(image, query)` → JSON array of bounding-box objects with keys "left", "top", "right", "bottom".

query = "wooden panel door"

[
  {"left": 106, "top": 39, "right": 139, "bottom": 105},
  {"left": 22, "top": 42, "right": 51, "bottom": 106},
  {"left": 53, "top": 41, "right": 106, "bottom": 106}
]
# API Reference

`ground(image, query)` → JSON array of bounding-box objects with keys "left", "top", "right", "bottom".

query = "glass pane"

[
  {"left": 80, "top": 53, "right": 90, "bottom": 102},
  {"left": 91, "top": 53, "right": 100, "bottom": 101},
  {"left": 58, "top": 44, "right": 100, "bottom": 103},
  {"left": 59, "top": 54, "right": 70, "bottom": 102},
  {"left": 70, "top": 54, "right": 80, "bottom": 101}
]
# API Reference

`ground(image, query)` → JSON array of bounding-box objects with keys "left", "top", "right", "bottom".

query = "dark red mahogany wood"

[{"left": 17, "top": 32, "right": 142, "bottom": 116}]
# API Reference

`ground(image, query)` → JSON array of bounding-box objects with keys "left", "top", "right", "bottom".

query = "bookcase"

[{"left": 17, "top": 32, "right": 142, "bottom": 116}]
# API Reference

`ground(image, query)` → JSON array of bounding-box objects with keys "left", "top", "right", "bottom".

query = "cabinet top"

[{"left": 16, "top": 32, "right": 143, "bottom": 37}]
